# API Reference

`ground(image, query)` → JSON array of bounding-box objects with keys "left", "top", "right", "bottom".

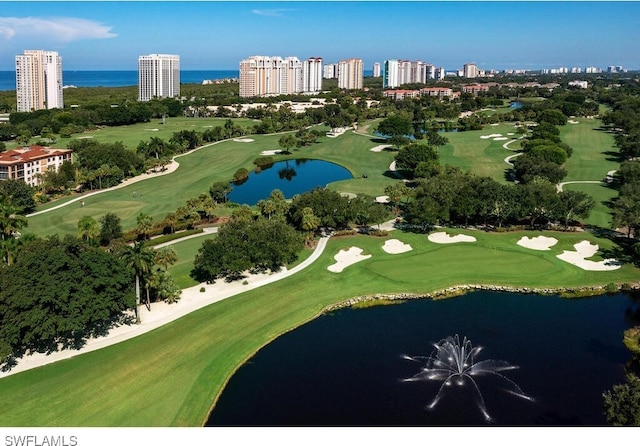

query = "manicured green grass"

[
  {"left": 0, "top": 229, "right": 636, "bottom": 426},
  {"left": 562, "top": 182, "right": 618, "bottom": 228},
  {"left": 53, "top": 117, "right": 260, "bottom": 150},
  {"left": 25, "top": 130, "right": 399, "bottom": 237},
  {"left": 165, "top": 233, "right": 218, "bottom": 289},
  {"left": 560, "top": 118, "right": 619, "bottom": 182},
  {"left": 439, "top": 123, "right": 521, "bottom": 181}
]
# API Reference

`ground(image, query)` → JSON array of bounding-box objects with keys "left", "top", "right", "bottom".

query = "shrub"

[
  {"left": 232, "top": 167, "right": 249, "bottom": 183},
  {"left": 253, "top": 156, "right": 274, "bottom": 168}
]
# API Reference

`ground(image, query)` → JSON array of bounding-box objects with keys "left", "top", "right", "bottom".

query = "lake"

[
  {"left": 207, "top": 291, "right": 639, "bottom": 426},
  {"left": 227, "top": 159, "right": 352, "bottom": 205}
]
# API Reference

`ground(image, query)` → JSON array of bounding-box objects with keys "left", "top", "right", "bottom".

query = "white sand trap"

[
  {"left": 556, "top": 240, "right": 622, "bottom": 271},
  {"left": 376, "top": 195, "right": 390, "bottom": 203},
  {"left": 493, "top": 137, "right": 509, "bottom": 141},
  {"left": 145, "top": 128, "right": 159, "bottom": 131},
  {"left": 233, "top": 138, "right": 254, "bottom": 142},
  {"left": 507, "top": 132, "right": 515, "bottom": 136},
  {"left": 568, "top": 120, "right": 579, "bottom": 124},
  {"left": 517, "top": 235, "right": 558, "bottom": 251},
  {"left": 480, "top": 133, "right": 502, "bottom": 139},
  {"left": 382, "top": 239, "right": 413, "bottom": 254},
  {"left": 260, "top": 150, "right": 282, "bottom": 155},
  {"left": 77, "top": 136, "right": 94, "bottom": 139},
  {"left": 428, "top": 232, "right": 477, "bottom": 244},
  {"left": 491, "top": 123, "right": 500, "bottom": 126},
  {"left": 327, "top": 247, "right": 371, "bottom": 273},
  {"left": 370, "top": 144, "right": 392, "bottom": 152}
]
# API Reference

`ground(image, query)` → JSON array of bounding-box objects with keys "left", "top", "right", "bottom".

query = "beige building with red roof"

[{"left": 0, "top": 145, "right": 72, "bottom": 187}]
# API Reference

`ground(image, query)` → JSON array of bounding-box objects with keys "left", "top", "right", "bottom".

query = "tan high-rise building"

[
  {"left": 239, "top": 56, "right": 322, "bottom": 98},
  {"left": 463, "top": 63, "right": 479, "bottom": 78},
  {"left": 337, "top": 58, "right": 363, "bottom": 90},
  {"left": 138, "top": 54, "right": 180, "bottom": 102},
  {"left": 15, "top": 50, "right": 63, "bottom": 112}
]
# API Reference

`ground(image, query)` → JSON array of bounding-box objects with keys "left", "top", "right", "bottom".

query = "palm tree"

[
  {"left": 77, "top": 215, "right": 99, "bottom": 244},
  {"left": 0, "top": 198, "right": 28, "bottom": 243},
  {"left": 154, "top": 247, "right": 178, "bottom": 271},
  {"left": 121, "top": 241, "right": 155, "bottom": 323},
  {"left": 136, "top": 212, "right": 153, "bottom": 240}
]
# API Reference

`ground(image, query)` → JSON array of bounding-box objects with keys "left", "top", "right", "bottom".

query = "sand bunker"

[
  {"left": 568, "top": 120, "right": 579, "bottom": 124},
  {"left": 376, "top": 195, "right": 390, "bottom": 203},
  {"left": 556, "top": 240, "right": 622, "bottom": 271},
  {"left": 480, "top": 133, "right": 502, "bottom": 139},
  {"left": 233, "top": 138, "right": 254, "bottom": 142},
  {"left": 428, "top": 232, "right": 477, "bottom": 244},
  {"left": 507, "top": 132, "right": 515, "bottom": 136},
  {"left": 491, "top": 123, "right": 500, "bottom": 126},
  {"left": 370, "top": 144, "right": 392, "bottom": 152},
  {"left": 493, "top": 137, "right": 508, "bottom": 141},
  {"left": 517, "top": 235, "right": 558, "bottom": 251},
  {"left": 145, "top": 128, "right": 159, "bottom": 131},
  {"left": 259, "top": 150, "right": 282, "bottom": 155},
  {"left": 382, "top": 239, "right": 413, "bottom": 254},
  {"left": 327, "top": 247, "right": 371, "bottom": 273}
]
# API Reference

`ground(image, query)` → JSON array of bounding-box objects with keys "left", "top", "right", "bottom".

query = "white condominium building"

[
  {"left": 337, "top": 58, "right": 363, "bottom": 90},
  {"left": 303, "top": 57, "right": 323, "bottom": 93},
  {"left": 384, "top": 59, "right": 429, "bottom": 88},
  {"left": 138, "top": 54, "right": 180, "bottom": 102},
  {"left": 323, "top": 64, "right": 337, "bottom": 79},
  {"left": 383, "top": 59, "right": 399, "bottom": 88},
  {"left": 373, "top": 62, "right": 381, "bottom": 78},
  {"left": 15, "top": 50, "right": 63, "bottom": 112},
  {"left": 463, "top": 63, "right": 479, "bottom": 78},
  {"left": 239, "top": 55, "right": 323, "bottom": 98}
]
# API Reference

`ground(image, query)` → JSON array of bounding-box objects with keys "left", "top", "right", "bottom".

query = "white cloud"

[
  {"left": 251, "top": 9, "right": 294, "bottom": 17},
  {"left": 0, "top": 16, "right": 117, "bottom": 42}
]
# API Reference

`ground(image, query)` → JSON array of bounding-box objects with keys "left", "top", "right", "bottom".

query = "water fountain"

[{"left": 402, "top": 334, "right": 533, "bottom": 422}]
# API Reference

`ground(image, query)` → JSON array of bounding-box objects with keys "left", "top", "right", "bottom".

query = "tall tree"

[
  {"left": 77, "top": 215, "right": 99, "bottom": 244},
  {"left": 99, "top": 212, "right": 122, "bottom": 246},
  {"left": 0, "top": 236, "right": 132, "bottom": 370},
  {"left": 135, "top": 212, "right": 154, "bottom": 240},
  {"left": 0, "top": 197, "right": 28, "bottom": 245},
  {"left": 120, "top": 242, "right": 155, "bottom": 322}
]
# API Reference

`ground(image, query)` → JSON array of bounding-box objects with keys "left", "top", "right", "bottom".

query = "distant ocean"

[
  {"left": 0, "top": 69, "right": 374, "bottom": 91},
  {"left": 0, "top": 70, "right": 240, "bottom": 91}
]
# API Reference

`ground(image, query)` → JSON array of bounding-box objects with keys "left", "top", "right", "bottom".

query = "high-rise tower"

[
  {"left": 15, "top": 50, "right": 63, "bottom": 112},
  {"left": 138, "top": 54, "right": 180, "bottom": 101}
]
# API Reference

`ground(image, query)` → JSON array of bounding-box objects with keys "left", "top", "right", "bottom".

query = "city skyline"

[{"left": 0, "top": 1, "right": 639, "bottom": 72}]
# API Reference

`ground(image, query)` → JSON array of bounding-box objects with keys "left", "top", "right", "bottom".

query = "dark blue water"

[
  {"left": 0, "top": 70, "right": 239, "bottom": 91},
  {"left": 510, "top": 101, "right": 523, "bottom": 108},
  {"left": 207, "top": 291, "right": 639, "bottom": 426},
  {"left": 1, "top": 69, "right": 374, "bottom": 91},
  {"left": 227, "top": 159, "right": 352, "bottom": 206}
]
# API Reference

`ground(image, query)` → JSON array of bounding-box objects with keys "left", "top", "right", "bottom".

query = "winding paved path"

[{"left": 0, "top": 235, "right": 330, "bottom": 378}]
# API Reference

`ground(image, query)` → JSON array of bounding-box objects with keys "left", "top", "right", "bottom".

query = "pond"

[
  {"left": 227, "top": 159, "right": 352, "bottom": 205},
  {"left": 510, "top": 101, "right": 524, "bottom": 109},
  {"left": 206, "top": 291, "right": 639, "bottom": 426}
]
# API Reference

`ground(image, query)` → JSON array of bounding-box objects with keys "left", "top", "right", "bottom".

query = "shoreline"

[{"left": 201, "top": 281, "right": 639, "bottom": 425}]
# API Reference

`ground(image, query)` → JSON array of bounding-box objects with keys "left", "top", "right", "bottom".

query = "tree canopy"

[{"left": 0, "top": 235, "right": 133, "bottom": 369}]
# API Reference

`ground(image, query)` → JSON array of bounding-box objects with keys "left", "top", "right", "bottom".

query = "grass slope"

[{"left": 0, "top": 229, "right": 637, "bottom": 426}]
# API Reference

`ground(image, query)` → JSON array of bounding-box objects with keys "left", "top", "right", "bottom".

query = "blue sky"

[{"left": 0, "top": 1, "right": 639, "bottom": 71}]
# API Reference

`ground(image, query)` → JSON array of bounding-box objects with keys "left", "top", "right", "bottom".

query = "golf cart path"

[{"left": 0, "top": 235, "right": 329, "bottom": 378}]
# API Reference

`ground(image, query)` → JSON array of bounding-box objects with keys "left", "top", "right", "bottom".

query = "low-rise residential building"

[
  {"left": 383, "top": 87, "right": 458, "bottom": 101},
  {"left": 420, "top": 87, "right": 455, "bottom": 98},
  {"left": 382, "top": 89, "right": 421, "bottom": 100},
  {"left": 568, "top": 80, "right": 589, "bottom": 89},
  {"left": 461, "top": 84, "right": 490, "bottom": 95},
  {"left": 0, "top": 145, "right": 72, "bottom": 187}
]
